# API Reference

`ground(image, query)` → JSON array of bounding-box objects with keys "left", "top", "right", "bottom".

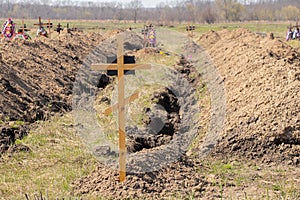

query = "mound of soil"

[
  {"left": 197, "top": 28, "right": 300, "bottom": 165},
  {"left": 72, "top": 157, "right": 208, "bottom": 199},
  {"left": 0, "top": 32, "right": 104, "bottom": 123},
  {"left": 0, "top": 31, "right": 107, "bottom": 153}
]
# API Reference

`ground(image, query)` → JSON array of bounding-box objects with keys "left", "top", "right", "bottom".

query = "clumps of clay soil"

[
  {"left": 0, "top": 125, "right": 28, "bottom": 154},
  {"left": 71, "top": 157, "right": 207, "bottom": 199},
  {"left": 127, "top": 87, "right": 180, "bottom": 153},
  {"left": 175, "top": 55, "right": 202, "bottom": 86},
  {"left": 197, "top": 28, "right": 300, "bottom": 165}
]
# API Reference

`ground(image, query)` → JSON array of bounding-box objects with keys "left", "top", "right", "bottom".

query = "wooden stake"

[
  {"left": 22, "top": 19, "right": 24, "bottom": 34},
  {"left": 48, "top": 19, "right": 51, "bottom": 39},
  {"left": 117, "top": 35, "right": 126, "bottom": 182},
  {"left": 38, "top": 16, "right": 42, "bottom": 28}
]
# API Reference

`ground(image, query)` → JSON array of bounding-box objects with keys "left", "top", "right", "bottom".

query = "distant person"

[
  {"left": 286, "top": 27, "right": 292, "bottom": 41},
  {"left": 296, "top": 28, "right": 300, "bottom": 40},
  {"left": 292, "top": 27, "right": 298, "bottom": 40}
]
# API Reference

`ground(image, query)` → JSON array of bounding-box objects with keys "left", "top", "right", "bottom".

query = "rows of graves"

[
  {"left": 1, "top": 17, "right": 198, "bottom": 47},
  {"left": 1, "top": 17, "right": 71, "bottom": 40}
]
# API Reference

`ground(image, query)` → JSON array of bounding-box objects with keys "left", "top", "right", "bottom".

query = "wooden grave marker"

[
  {"left": 20, "top": 19, "right": 30, "bottom": 33},
  {"left": 141, "top": 25, "right": 149, "bottom": 47},
  {"left": 91, "top": 35, "right": 151, "bottom": 182},
  {"left": 34, "top": 16, "right": 53, "bottom": 38},
  {"left": 186, "top": 25, "right": 195, "bottom": 38},
  {"left": 15, "top": 19, "right": 31, "bottom": 40},
  {"left": 56, "top": 23, "right": 63, "bottom": 34}
]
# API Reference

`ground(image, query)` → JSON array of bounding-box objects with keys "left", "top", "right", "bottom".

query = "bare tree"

[
  {"left": 281, "top": 5, "right": 300, "bottom": 21},
  {"left": 127, "top": 0, "right": 143, "bottom": 23},
  {"left": 202, "top": 3, "right": 217, "bottom": 23},
  {"left": 216, "top": 0, "right": 244, "bottom": 21}
]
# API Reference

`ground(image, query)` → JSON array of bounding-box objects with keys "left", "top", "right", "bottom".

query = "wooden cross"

[
  {"left": 91, "top": 35, "right": 151, "bottom": 182},
  {"left": 56, "top": 23, "right": 63, "bottom": 34},
  {"left": 186, "top": 25, "right": 195, "bottom": 38},
  {"left": 19, "top": 19, "right": 30, "bottom": 33},
  {"left": 142, "top": 25, "right": 149, "bottom": 47},
  {"left": 34, "top": 16, "right": 53, "bottom": 38}
]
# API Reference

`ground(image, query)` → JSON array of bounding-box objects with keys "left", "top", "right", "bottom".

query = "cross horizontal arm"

[
  {"left": 91, "top": 64, "right": 151, "bottom": 71},
  {"left": 103, "top": 92, "right": 139, "bottom": 116},
  {"left": 33, "top": 23, "right": 52, "bottom": 26}
]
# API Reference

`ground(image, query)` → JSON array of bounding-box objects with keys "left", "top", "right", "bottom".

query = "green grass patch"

[{"left": 0, "top": 114, "right": 98, "bottom": 200}]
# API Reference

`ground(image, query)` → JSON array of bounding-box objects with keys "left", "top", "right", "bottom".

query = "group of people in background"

[{"left": 286, "top": 26, "right": 300, "bottom": 41}]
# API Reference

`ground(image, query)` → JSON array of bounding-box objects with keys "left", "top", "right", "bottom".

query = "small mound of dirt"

[
  {"left": 71, "top": 157, "right": 208, "bottom": 199},
  {"left": 198, "top": 28, "right": 300, "bottom": 165},
  {"left": 198, "top": 30, "right": 221, "bottom": 46}
]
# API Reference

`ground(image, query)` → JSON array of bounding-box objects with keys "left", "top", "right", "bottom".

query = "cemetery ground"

[{"left": 0, "top": 21, "right": 299, "bottom": 199}]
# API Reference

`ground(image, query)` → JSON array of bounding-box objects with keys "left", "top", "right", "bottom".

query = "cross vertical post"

[
  {"left": 38, "top": 16, "right": 42, "bottom": 28},
  {"left": 117, "top": 35, "right": 126, "bottom": 182},
  {"left": 22, "top": 19, "right": 24, "bottom": 34},
  {"left": 48, "top": 19, "right": 51, "bottom": 38}
]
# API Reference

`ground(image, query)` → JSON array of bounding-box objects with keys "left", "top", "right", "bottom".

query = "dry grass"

[
  {"left": 198, "top": 158, "right": 300, "bottom": 199},
  {"left": 0, "top": 114, "right": 98, "bottom": 200}
]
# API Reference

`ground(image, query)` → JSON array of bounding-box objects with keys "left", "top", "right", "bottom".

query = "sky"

[{"left": 91, "top": 0, "right": 168, "bottom": 8}]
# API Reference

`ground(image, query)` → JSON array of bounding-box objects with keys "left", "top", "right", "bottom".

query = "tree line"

[{"left": 1, "top": 0, "right": 300, "bottom": 23}]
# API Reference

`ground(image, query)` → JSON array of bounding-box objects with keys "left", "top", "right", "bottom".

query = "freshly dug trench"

[{"left": 72, "top": 53, "right": 205, "bottom": 199}]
